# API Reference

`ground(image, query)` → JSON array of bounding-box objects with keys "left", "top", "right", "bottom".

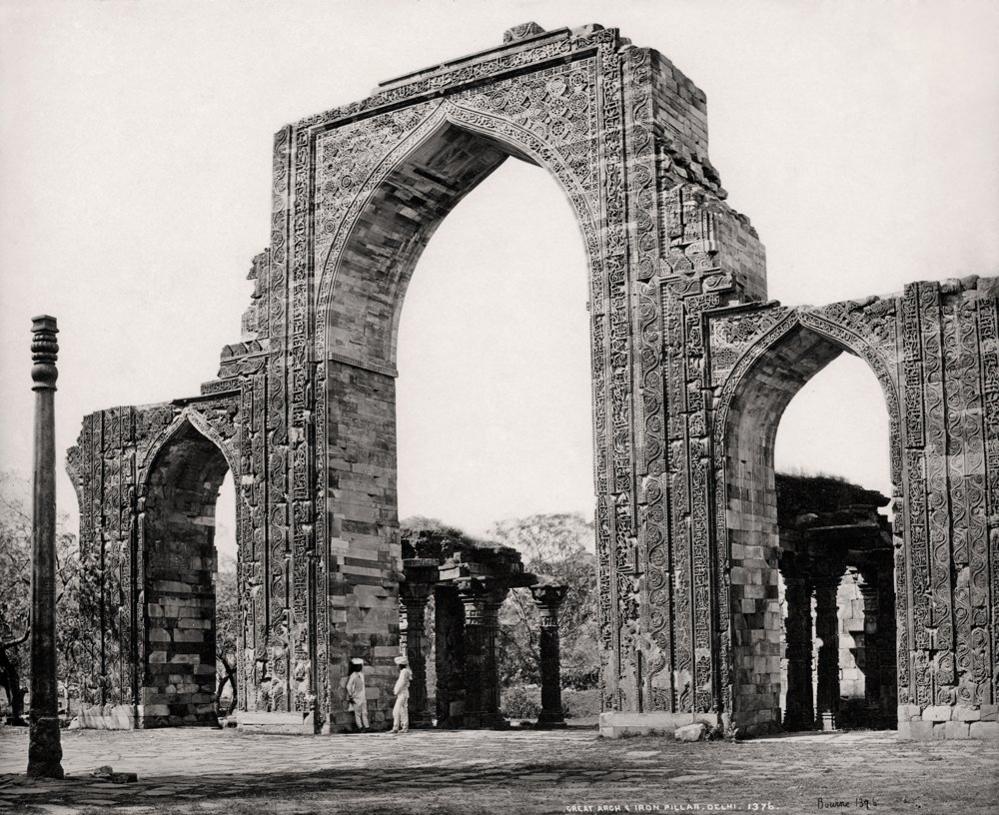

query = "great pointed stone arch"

[{"left": 309, "top": 74, "right": 610, "bottom": 728}]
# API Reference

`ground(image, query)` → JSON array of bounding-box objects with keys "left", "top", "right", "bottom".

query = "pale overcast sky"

[{"left": 1, "top": 1, "right": 997, "bottom": 555}]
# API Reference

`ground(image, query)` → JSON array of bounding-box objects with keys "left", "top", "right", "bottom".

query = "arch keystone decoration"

[{"left": 67, "top": 25, "right": 997, "bottom": 739}]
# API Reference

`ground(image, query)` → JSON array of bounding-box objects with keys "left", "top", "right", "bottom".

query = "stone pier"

[{"left": 531, "top": 584, "right": 568, "bottom": 729}]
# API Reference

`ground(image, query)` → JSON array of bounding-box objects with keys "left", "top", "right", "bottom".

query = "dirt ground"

[{"left": 1, "top": 725, "right": 996, "bottom": 814}]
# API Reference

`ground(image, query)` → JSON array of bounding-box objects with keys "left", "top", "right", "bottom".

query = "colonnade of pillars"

[
  {"left": 781, "top": 550, "right": 896, "bottom": 731},
  {"left": 399, "top": 563, "right": 568, "bottom": 729}
]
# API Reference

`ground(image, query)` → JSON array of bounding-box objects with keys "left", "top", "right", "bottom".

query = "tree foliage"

[
  {"left": 0, "top": 471, "right": 82, "bottom": 722},
  {"left": 215, "top": 553, "right": 238, "bottom": 716},
  {"left": 488, "top": 513, "right": 599, "bottom": 690}
]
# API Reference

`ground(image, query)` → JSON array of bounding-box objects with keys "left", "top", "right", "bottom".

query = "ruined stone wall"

[
  {"left": 894, "top": 277, "right": 999, "bottom": 738},
  {"left": 68, "top": 22, "right": 997, "bottom": 739},
  {"left": 708, "top": 277, "right": 999, "bottom": 738},
  {"left": 66, "top": 397, "right": 241, "bottom": 725}
]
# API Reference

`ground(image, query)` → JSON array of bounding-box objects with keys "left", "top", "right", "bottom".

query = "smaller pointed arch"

[
  {"left": 138, "top": 413, "right": 234, "bottom": 728},
  {"left": 714, "top": 308, "right": 902, "bottom": 735}
]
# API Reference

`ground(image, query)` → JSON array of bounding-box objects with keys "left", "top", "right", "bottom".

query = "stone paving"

[{"left": 0, "top": 726, "right": 996, "bottom": 814}]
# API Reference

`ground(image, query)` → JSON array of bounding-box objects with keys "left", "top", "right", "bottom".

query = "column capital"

[
  {"left": 812, "top": 573, "right": 843, "bottom": 596},
  {"left": 456, "top": 577, "right": 508, "bottom": 605},
  {"left": 529, "top": 583, "right": 568, "bottom": 609},
  {"left": 30, "top": 315, "right": 59, "bottom": 391},
  {"left": 401, "top": 558, "right": 439, "bottom": 603},
  {"left": 457, "top": 578, "right": 508, "bottom": 637}
]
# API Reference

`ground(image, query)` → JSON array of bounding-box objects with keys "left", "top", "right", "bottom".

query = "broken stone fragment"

[
  {"left": 674, "top": 722, "right": 708, "bottom": 742},
  {"left": 90, "top": 765, "right": 138, "bottom": 783},
  {"left": 503, "top": 22, "right": 545, "bottom": 43}
]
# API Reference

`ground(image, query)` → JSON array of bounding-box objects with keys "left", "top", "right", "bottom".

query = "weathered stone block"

[
  {"left": 674, "top": 722, "right": 708, "bottom": 742},
  {"left": 599, "top": 712, "right": 717, "bottom": 738},
  {"left": 72, "top": 704, "right": 135, "bottom": 730},
  {"left": 969, "top": 722, "right": 999, "bottom": 741},
  {"left": 923, "top": 705, "right": 953, "bottom": 722},
  {"left": 237, "top": 711, "right": 311, "bottom": 735},
  {"left": 944, "top": 721, "right": 970, "bottom": 739}
]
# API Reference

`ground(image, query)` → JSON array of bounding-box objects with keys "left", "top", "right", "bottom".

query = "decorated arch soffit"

[
  {"left": 137, "top": 408, "right": 241, "bottom": 492},
  {"left": 312, "top": 88, "right": 603, "bottom": 363},
  {"left": 710, "top": 302, "right": 904, "bottom": 492}
]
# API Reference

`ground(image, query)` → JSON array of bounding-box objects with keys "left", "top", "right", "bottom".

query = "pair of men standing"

[{"left": 344, "top": 655, "right": 412, "bottom": 733}]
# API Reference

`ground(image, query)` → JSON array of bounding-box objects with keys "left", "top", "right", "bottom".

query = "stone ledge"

[
  {"left": 598, "top": 712, "right": 718, "bottom": 739},
  {"left": 69, "top": 704, "right": 135, "bottom": 730},
  {"left": 237, "top": 711, "right": 315, "bottom": 735},
  {"left": 897, "top": 718, "right": 999, "bottom": 741}
]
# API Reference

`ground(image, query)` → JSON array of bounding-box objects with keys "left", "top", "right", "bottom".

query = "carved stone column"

[
  {"left": 434, "top": 585, "right": 464, "bottom": 728},
  {"left": 782, "top": 573, "right": 814, "bottom": 731},
  {"left": 400, "top": 559, "right": 438, "bottom": 729},
  {"left": 530, "top": 584, "right": 568, "bottom": 728},
  {"left": 27, "top": 316, "right": 64, "bottom": 779},
  {"left": 458, "top": 578, "right": 508, "bottom": 729},
  {"left": 814, "top": 576, "right": 842, "bottom": 731},
  {"left": 875, "top": 559, "right": 897, "bottom": 725},
  {"left": 858, "top": 576, "right": 882, "bottom": 727}
]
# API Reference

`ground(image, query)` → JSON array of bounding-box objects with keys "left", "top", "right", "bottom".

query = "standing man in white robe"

[
  {"left": 345, "top": 657, "right": 369, "bottom": 732},
  {"left": 391, "top": 655, "right": 412, "bottom": 734}
]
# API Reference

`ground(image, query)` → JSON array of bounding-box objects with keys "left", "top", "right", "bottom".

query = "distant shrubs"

[
  {"left": 500, "top": 684, "right": 601, "bottom": 720},
  {"left": 501, "top": 684, "right": 542, "bottom": 719},
  {"left": 562, "top": 688, "right": 600, "bottom": 718}
]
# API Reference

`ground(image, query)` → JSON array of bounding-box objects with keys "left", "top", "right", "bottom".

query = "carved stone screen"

[{"left": 66, "top": 22, "right": 998, "bottom": 739}]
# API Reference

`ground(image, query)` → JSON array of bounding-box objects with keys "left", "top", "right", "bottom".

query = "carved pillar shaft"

[
  {"left": 876, "top": 560, "right": 898, "bottom": 723},
  {"left": 531, "top": 584, "right": 568, "bottom": 728},
  {"left": 481, "top": 599, "right": 504, "bottom": 723},
  {"left": 814, "top": 579, "right": 841, "bottom": 730},
  {"left": 398, "top": 597, "right": 408, "bottom": 656},
  {"left": 27, "top": 316, "right": 64, "bottom": 779},
  {"left": 400, "top": 559, "right": 437, "bottom": 729},
  {"left": 434, "top": 585, "right": 464, "bottom": 728},
  {"left": 782, "top": 575, "right": 813, "bottom": 731},
  {"left": 859, "top": 580, "right": 881, "bottom": 717},
  {"left": 461, "top": 602, "right": 485, "bottom": 728},
  {"left": 458, "top": 579, "right": 508, "bottom": 729},
  {"left": 400, "top": 595, "right": 432, "bottom": 727}
]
